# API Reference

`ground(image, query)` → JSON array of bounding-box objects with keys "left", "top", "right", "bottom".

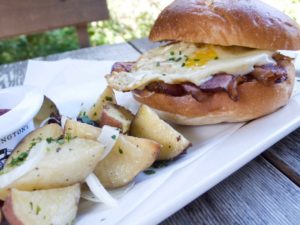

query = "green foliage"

[{"left": 0, "top": 27, "right": 79, "bottom": 64}]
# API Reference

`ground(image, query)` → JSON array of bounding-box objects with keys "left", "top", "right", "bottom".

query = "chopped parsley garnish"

[
  {"left": 46, "top": 137, "right": 54, "bottom": 144},
  {"left": 193, "top": 59, "right": 200, "bottom": 61},
  {"left": 111, "top": 135, "right": 116, "bottom": 140},
  {"left": 29, "top": 201, "right": 33, "bottom": 210},
  {"left": 156, "top": 62, "right": 160, "bottom": 67},
  {"left": 119, "top": 148, "right": 123, "bottom": 154},
  {"left": 214, "top": 56, "right": 219, "bottom": 60},
  {"left": 181, "top": 63, "right": 186, "bottom": 67},
  {"left": 168, "top": 58, "right": 175, "bottom": 61},
  {"left": 9, "top": 152, "right": 29, "bottom": 167},
  {"left": 175, "top": 57, "right": 182, "bottom": 62},
  {"left": 143, "top": 169, "right": 155, "bottom": 175},
  {"left": 179, "top": 51, "right": 182, "bottom": 55},
  {"left": 93, "top": 112, "right": 97, "bottom": 116},
  {"left": 36, "top": 205, "right": 41, "bottom": 215},
  {"left": 170, "top": 51, "right": 175, "bottom": 55},
  {"left": 105, "top": 96, "right": 113, "bottom": 102},
  {"left": 65, "top": 133, "right": 75, "bottom": 142}
]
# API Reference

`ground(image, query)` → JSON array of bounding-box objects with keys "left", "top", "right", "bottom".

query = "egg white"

[{"left": 106, "top": 42, "right": 275, "bottom": 91}]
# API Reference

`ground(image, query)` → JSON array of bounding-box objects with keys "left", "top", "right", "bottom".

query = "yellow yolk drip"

[{"left": 184, "top": 45, "right": 218, "bottom": 67}]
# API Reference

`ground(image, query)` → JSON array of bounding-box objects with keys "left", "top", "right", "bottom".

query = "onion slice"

[
  {"left": 60, "top": 115, "right": 69, "bottom": 128},
  {"left": 83, "top": 126, "right": 120, "bottom": 205},
  {"left": 85, "top": 173, "right": 118, "bottom": 207},
  {"left": 81, "top": 181, "right": 135, "bottom": 203},
  {"left": 97, "top": 125, "right": 120, "bottom": 160},
  {"left": 0, "top": 141, "right": 47, "bottom": 189}
]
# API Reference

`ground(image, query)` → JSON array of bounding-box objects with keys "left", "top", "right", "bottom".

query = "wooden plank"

[
  {"left": 161, "top": 157, "right": 300, "bottom": 225},
  {"left": 0, "top": 0, "right": 109, "bottom": 39},
  {"left": 263, "top": 128, "right": 300, "bottom": 186}
]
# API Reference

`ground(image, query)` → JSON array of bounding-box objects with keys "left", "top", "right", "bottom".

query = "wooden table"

[{"left": 0, "top": 38, "right": 299, "bottom": 225}]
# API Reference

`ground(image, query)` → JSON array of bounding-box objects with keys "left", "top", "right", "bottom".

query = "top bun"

[{"left": 149, "top": 0, "right": 300, "bottom": 50}]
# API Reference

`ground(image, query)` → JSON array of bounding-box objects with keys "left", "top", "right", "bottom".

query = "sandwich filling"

[{"left": 106, "top": 42, "right": 291, "bottom": 101}]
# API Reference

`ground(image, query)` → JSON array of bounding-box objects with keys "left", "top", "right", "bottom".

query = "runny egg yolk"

[{"left": 184, "top": 45, "right": 218, "bottom": 67}]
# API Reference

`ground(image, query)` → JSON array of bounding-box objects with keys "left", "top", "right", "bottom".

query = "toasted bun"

[
  {"left": 132, "top": 60, "right": 295, "bottom": 125},
  {"left": 149, "top": 0, "right": 300, "bottom": 50}
]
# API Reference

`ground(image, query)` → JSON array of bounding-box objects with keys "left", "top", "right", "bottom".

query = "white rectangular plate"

[{"left": 24, "top": 59, "right": 300, "bottom": 225}]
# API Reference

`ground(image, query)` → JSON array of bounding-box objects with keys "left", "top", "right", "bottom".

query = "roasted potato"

[
  {"left": 4, "top": 123, "right": 63, "bottom": 169},
  {"left": 94, "top": 135, "right": 160, "bottom": 188},
  {"left": 34, "top": 96, "right": 60, "bottom": 127},
  {"left": 0, "top": 138, "right": 104, "bottom": 200},
  {"left": 87, "top": 86, "right": 116, "bottom": 121},
  {"left": 99, "top": 103, "right": 134, "bottom": 133},
  {"left": 3, "top": 184, "right": 80, "bottom": 225},
  {"left": 64, "top": 119, "right": 102, "bottom": 140},
  {"left": 64, "top": 120, "right": 161, "bottom": 188},
  {"left": 130, "top": 105, "right": 191, "bottom": 160}
]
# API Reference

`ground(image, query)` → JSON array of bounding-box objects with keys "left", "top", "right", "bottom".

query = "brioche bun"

[
  {"left": 149, "top": 0, "right": 300, "bottom": 50},
  {"left": 133, "top": 60, "right": 295, "bottom": 125}
]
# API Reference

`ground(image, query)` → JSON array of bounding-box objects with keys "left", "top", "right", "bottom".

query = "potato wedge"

[
  {"left": 87, "top": 86, "right": 116, "bottom": 121},
  {"left": 64, "top": 120, "right": 161, "bottom": 188},
  {"left": 130, "top": 105, "right": 191, "bottom": 160},
  {"left": 33, "top": 96, "right": 60, "bottom": 127},
  {"left": 64, "top": 119, "right": 102, "bottom": 140},
  {"left": 94, "top": 135, "right": 160, "bottom": 188},
  {"left": 3, "top": 184, "right": 80, "bottom": 225},
  {"left": 0, "top": 138, "right": 104, "bottom": 200},
  {"left": 99, "top": 103, "right": 134, "bottom": 134},
  {"left": 4, "top": 123, "right": 63, "bottom": 169}
]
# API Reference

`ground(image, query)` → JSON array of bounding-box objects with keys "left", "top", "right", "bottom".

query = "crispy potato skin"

[
  {"left": 99, "top": 103, "right": 134, "bottom": 133},
  {"left": 2, "top": 195, "right": 23, "bottom": 225},
  {"left": 3, "top": 184, "right": 80, "bottom": 225}
]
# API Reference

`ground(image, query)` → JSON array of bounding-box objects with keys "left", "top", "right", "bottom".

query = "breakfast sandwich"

[{"left": 106, "top": 0, "right": 300, "bottom": 125}]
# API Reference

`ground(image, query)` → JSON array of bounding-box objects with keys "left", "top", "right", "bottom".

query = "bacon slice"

[
  {"left": 111, "top": 62, "right": 134, "bottom": 73},
  {"left": 250, "top": 64, "right": 287, "bottom": 85},
  {"left": 110, "top": 54, "right": 290, "bottom": 102},
  {"left": 199, "top": 74, "right": 233, "bottom": 91}
]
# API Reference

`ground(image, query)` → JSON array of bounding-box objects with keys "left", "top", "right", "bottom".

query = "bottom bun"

[{"left": 132, "top": 62, "right": 295, "bottom": 126}]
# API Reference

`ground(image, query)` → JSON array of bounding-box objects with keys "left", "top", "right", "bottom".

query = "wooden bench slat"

[
  {"left": 263, "top": 128, "right": 300, "bottom": 186},
  {"left": 161, "top": 157, "right": 300, "bottom": 225},
  {"left": 0, "top": 0, "right": 109, "bottom": 40}
]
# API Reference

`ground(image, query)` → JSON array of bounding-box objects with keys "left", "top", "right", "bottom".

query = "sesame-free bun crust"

[
  {"left": 133, "top": 61, "right": 295, "bottom": 125},
  {"left": 149, "top": 0, "right": 300, "bottom": 50}
]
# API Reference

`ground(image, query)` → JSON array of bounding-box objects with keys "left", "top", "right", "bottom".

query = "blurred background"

[{"left": 0, "top": 0, "right": 299, "bottom": 65}]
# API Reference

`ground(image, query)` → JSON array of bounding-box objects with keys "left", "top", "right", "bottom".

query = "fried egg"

[{"left": 106, "top": 42, "right": 275, "bottom": 91}]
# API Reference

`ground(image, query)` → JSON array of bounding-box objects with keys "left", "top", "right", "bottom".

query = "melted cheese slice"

[{"left": 106, "top": 42, "right": 275, "bottom": 91}]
